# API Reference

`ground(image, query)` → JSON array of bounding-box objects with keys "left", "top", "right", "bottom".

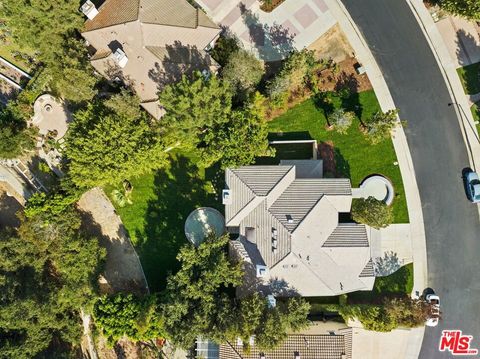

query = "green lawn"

[
  {"left": 347, "top": 263, "right": 413, "bottom": 304},
  {"left": 266, "top": 90, "right": 409, "bottom": 223},
  {"left": 106, "top": 152, "right": 223, "bottom": 292},
  {"left": 457, "top": 62, "right": 480, "bottom": 95},
  {"left": 471, "top": 102, "right": 480, "bottom": 133}
]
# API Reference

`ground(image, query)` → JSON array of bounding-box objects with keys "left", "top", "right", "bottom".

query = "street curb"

[{"left": 406, "top": 0, "right": 480, "bottom": 173}]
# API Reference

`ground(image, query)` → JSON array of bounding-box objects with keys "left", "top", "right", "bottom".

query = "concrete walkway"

[
  {"left": 196, "top": 0, "right": 337, "bottom": 60},
  {"left": 468, "top": 92, "right": 480, "bottom": 106},
  {"left": 325, "top": 0, "right": 428, "bottom": 357},
  {"left": 435, "top": 15, "right": 480, "bottom": 68},
  {"left": 0, "top": 164, "right": 33, "bottom": 200}
]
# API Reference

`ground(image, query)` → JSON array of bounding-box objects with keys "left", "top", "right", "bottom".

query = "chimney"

[
  {"left": 80, "top": 0, "right": 99, "bottom": 20},
  {"left": 113, "top": 48, "right": 128, "bottom": 68}
]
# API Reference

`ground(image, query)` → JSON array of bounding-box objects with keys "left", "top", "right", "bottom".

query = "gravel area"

[{"left": 77, "top": 188, "right": 148, "bottom": 295}]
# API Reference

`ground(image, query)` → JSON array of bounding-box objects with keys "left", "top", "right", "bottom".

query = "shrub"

[
  {"left": 352, "top": 196, "right": 393, "bottom": 229},
  {"left": 328, "top": 108, "right": 355, "bottom": 134}
]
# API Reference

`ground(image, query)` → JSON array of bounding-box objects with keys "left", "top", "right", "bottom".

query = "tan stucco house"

[
  {"left": 224, "top": 161, "right": 375, "bottom": 297},
  {"left": 80, "top": 0, "right": 220, "bottom": 119}
]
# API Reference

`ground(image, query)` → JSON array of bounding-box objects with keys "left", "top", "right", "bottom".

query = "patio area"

[{"left": 196, "top": 0, "right": 337, "bottom": 61}]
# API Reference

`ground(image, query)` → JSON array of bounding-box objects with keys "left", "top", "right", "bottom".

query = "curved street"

[{"left": 340, "top": 0, "right": 480, "bottom": 357}]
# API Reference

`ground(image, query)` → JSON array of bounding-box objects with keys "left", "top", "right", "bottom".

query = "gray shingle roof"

[
  {"left": 359, "top": 258, "right": 375, "bottom": 277},
  {"left": 269, "top": 180, "right": 325, "bottom": 232},
  {"left": 230, "top": 166, "right": 294, "bottom": 196},
  {"left": 322, "top": 224, "right": 369, "bottom": 247}
]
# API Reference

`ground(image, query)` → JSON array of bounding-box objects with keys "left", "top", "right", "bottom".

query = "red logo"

[{"left": 439, "top": 330, "right": 478, "bottom": 355}]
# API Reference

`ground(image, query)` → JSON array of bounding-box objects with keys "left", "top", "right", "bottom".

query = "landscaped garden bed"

[{"left": 266, "top": 90, "right": 409, "bottom": 223}]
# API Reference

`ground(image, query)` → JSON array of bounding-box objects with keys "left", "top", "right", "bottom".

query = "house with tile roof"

[
  {"left": 224, "top": 161, "right": 375, "bottom": 297},
  {"left": 80, "top": 0, "right": 220, "bottom": 119}
]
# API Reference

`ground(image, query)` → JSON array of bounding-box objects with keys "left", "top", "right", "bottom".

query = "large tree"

[
  {"left": 2, "top": 0, "right": 97, "bottom": 103},
  {"left": 161, "top": 233, "right": 243, "bottom": 348},
  {"left": 200, "top": 93, "right": 272, "bottom": 168},
  {"left": 222, "top": 49, "right": 264, "bottom": 102},
  {"left": 0, "top": 210, "right": 105, "bottom": 358},
  {"left": 0, "top": 105, "right": 36, "bottom": 159},
  {"left": 66, "top": 90, "right": 170, "bottom": 188},
  {"left": 94, "top": 293, "right": 165, "bottom": 345},
  {"left": 159, "top": 72, "right": 233, "bottom": 147},
  {"left": 159, "top": 74, "right": 271, "bottom": 168},
  {"left": 161, "top": 233, "right": 310, "bottom": 350}
]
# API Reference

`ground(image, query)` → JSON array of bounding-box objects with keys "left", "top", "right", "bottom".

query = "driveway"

[
  {"left": 196, "top": 0, "right": 337, "bottom": 60},
  {"left": 340, "top": 0, "right": 480, "bottom": 357}
]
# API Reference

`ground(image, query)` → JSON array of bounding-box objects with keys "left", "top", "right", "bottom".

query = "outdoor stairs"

[
  {"left": 13, "top": 160, "right": 47, "bottom": 193},
  {"left": 230, "top": 239, "right": 252, "bottom": 264}
]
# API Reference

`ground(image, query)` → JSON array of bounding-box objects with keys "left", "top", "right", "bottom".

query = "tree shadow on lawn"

[
  {"left": 318, "top": 141, "right": 350, "bottom": 178},
  {"left": 134, "top": 155, "right": 222, "bottom": 292}
]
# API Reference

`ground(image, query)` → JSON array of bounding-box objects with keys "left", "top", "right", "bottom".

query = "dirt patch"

[
  {"left": 260, "top": 0, "right": 287, "bottom": 12},
  {"left": 0, "top": 186, "right": 22, "bottom": 229},
  {"left": 77, "top": 188, "right": 148, "bottom": 296},
  {"left": 318, "top": 141, "right": 337, "bottom": 177},
  {"left": 308, "top": 24, "right": 354, "bottom": 63},
  {"left": 266, "top": 56, "right": 372, "bottom": 119}
]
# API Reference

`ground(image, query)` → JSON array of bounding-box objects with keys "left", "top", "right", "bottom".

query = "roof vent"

[
  {"left": 272, "top": 238, "right": 278, "bottom": 249},
  {"left": 286, "top": 214, "right": 294, "bottom": 224},
  {"left": 113, "top": 48, "right": 128, "bottom": 68},
  {"left": 260, "top": 354, "right": 266, "bottom": 359},
  {"left": 80, "top": 0, "right": 99, "bottom": 20},
  {"left": 222, "top": 189, "right": 232, "bottom": 205},
  {"left": 267, "top": 295, "right": 276, "bottom": 308},
  {"left": 294, "top": 352, "right": 301, "bottom": 359},
  {"left": 256, "top": 264, "right": 268, "bottom": 278}
]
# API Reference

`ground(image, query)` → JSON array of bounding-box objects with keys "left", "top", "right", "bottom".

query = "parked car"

[
  {"left": 463, "top": 170, "right": 480, "bottom": 203},
  {"left": 425, "top": 294, "right": 441, "bottom": 327}
]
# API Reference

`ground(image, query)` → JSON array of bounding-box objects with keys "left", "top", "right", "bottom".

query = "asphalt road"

[{"left": 340, "top": 0, "right": 480, "bottom": 357}]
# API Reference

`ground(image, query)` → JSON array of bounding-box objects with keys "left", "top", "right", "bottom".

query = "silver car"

[{"left": 464, "top": 171, "right": 480, "bottom": 203}]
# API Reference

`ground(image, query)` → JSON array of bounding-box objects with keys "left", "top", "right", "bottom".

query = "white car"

[{"left": 425, "top": 294, "right": 440, "bottom": 327}]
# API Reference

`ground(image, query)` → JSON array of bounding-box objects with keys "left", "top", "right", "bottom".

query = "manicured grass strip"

[
  {"left": 106, "top": 152, "right": 222, "bottom": 292},
  {"left": 471, "top": 102, "right": 480, "bottom": 132},
  {"left": 267, "top": 90, "right": 409, "bottom": 223},
  {"left": 457, "top": 62, "right": 480, "bottom": 95}
]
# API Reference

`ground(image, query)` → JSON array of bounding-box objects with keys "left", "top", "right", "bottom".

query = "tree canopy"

[
  {"left": 0, "top": 105, "right": 36, "bottom": 159},
  {"left": 161, "top": 233, "right": 310, "bottom": 350},
  {"left": 94, "top": 293, "right": 165, "bottom": 345},
  {"left": 0, "top": 210, "right": 105, "bottom": 358},
  {"left": 364, "top": 109, "right": 399, "bottom": 144},
  {"left": 437, "top": 0, "right": 480, "bottom": 20},
  {"left": 222, "top": 49, "right": 264, "bottom": 102},
  {"left": 352, "top": 196, "right": 394, "bottom": 229},
  {"left": 65, "top": 90, "right": 170, "bottom": 188}
]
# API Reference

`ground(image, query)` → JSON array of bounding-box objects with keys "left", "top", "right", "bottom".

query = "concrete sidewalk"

[{"left": 435, "top": 14, "right": 480, "bottom": 68}]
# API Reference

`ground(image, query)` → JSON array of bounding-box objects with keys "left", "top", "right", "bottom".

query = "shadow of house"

[
  {"left": 318, "top": 141, "right": 351, "bottom": 178},
  {"left": 137, "top": 155, "right": 221, "bottom": 292},
  {"left": 147, "top": 41, "right": 215, "bottom": 91},
  {"left": 239, "top": 2, "right": 295, "bottom": 61}
]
